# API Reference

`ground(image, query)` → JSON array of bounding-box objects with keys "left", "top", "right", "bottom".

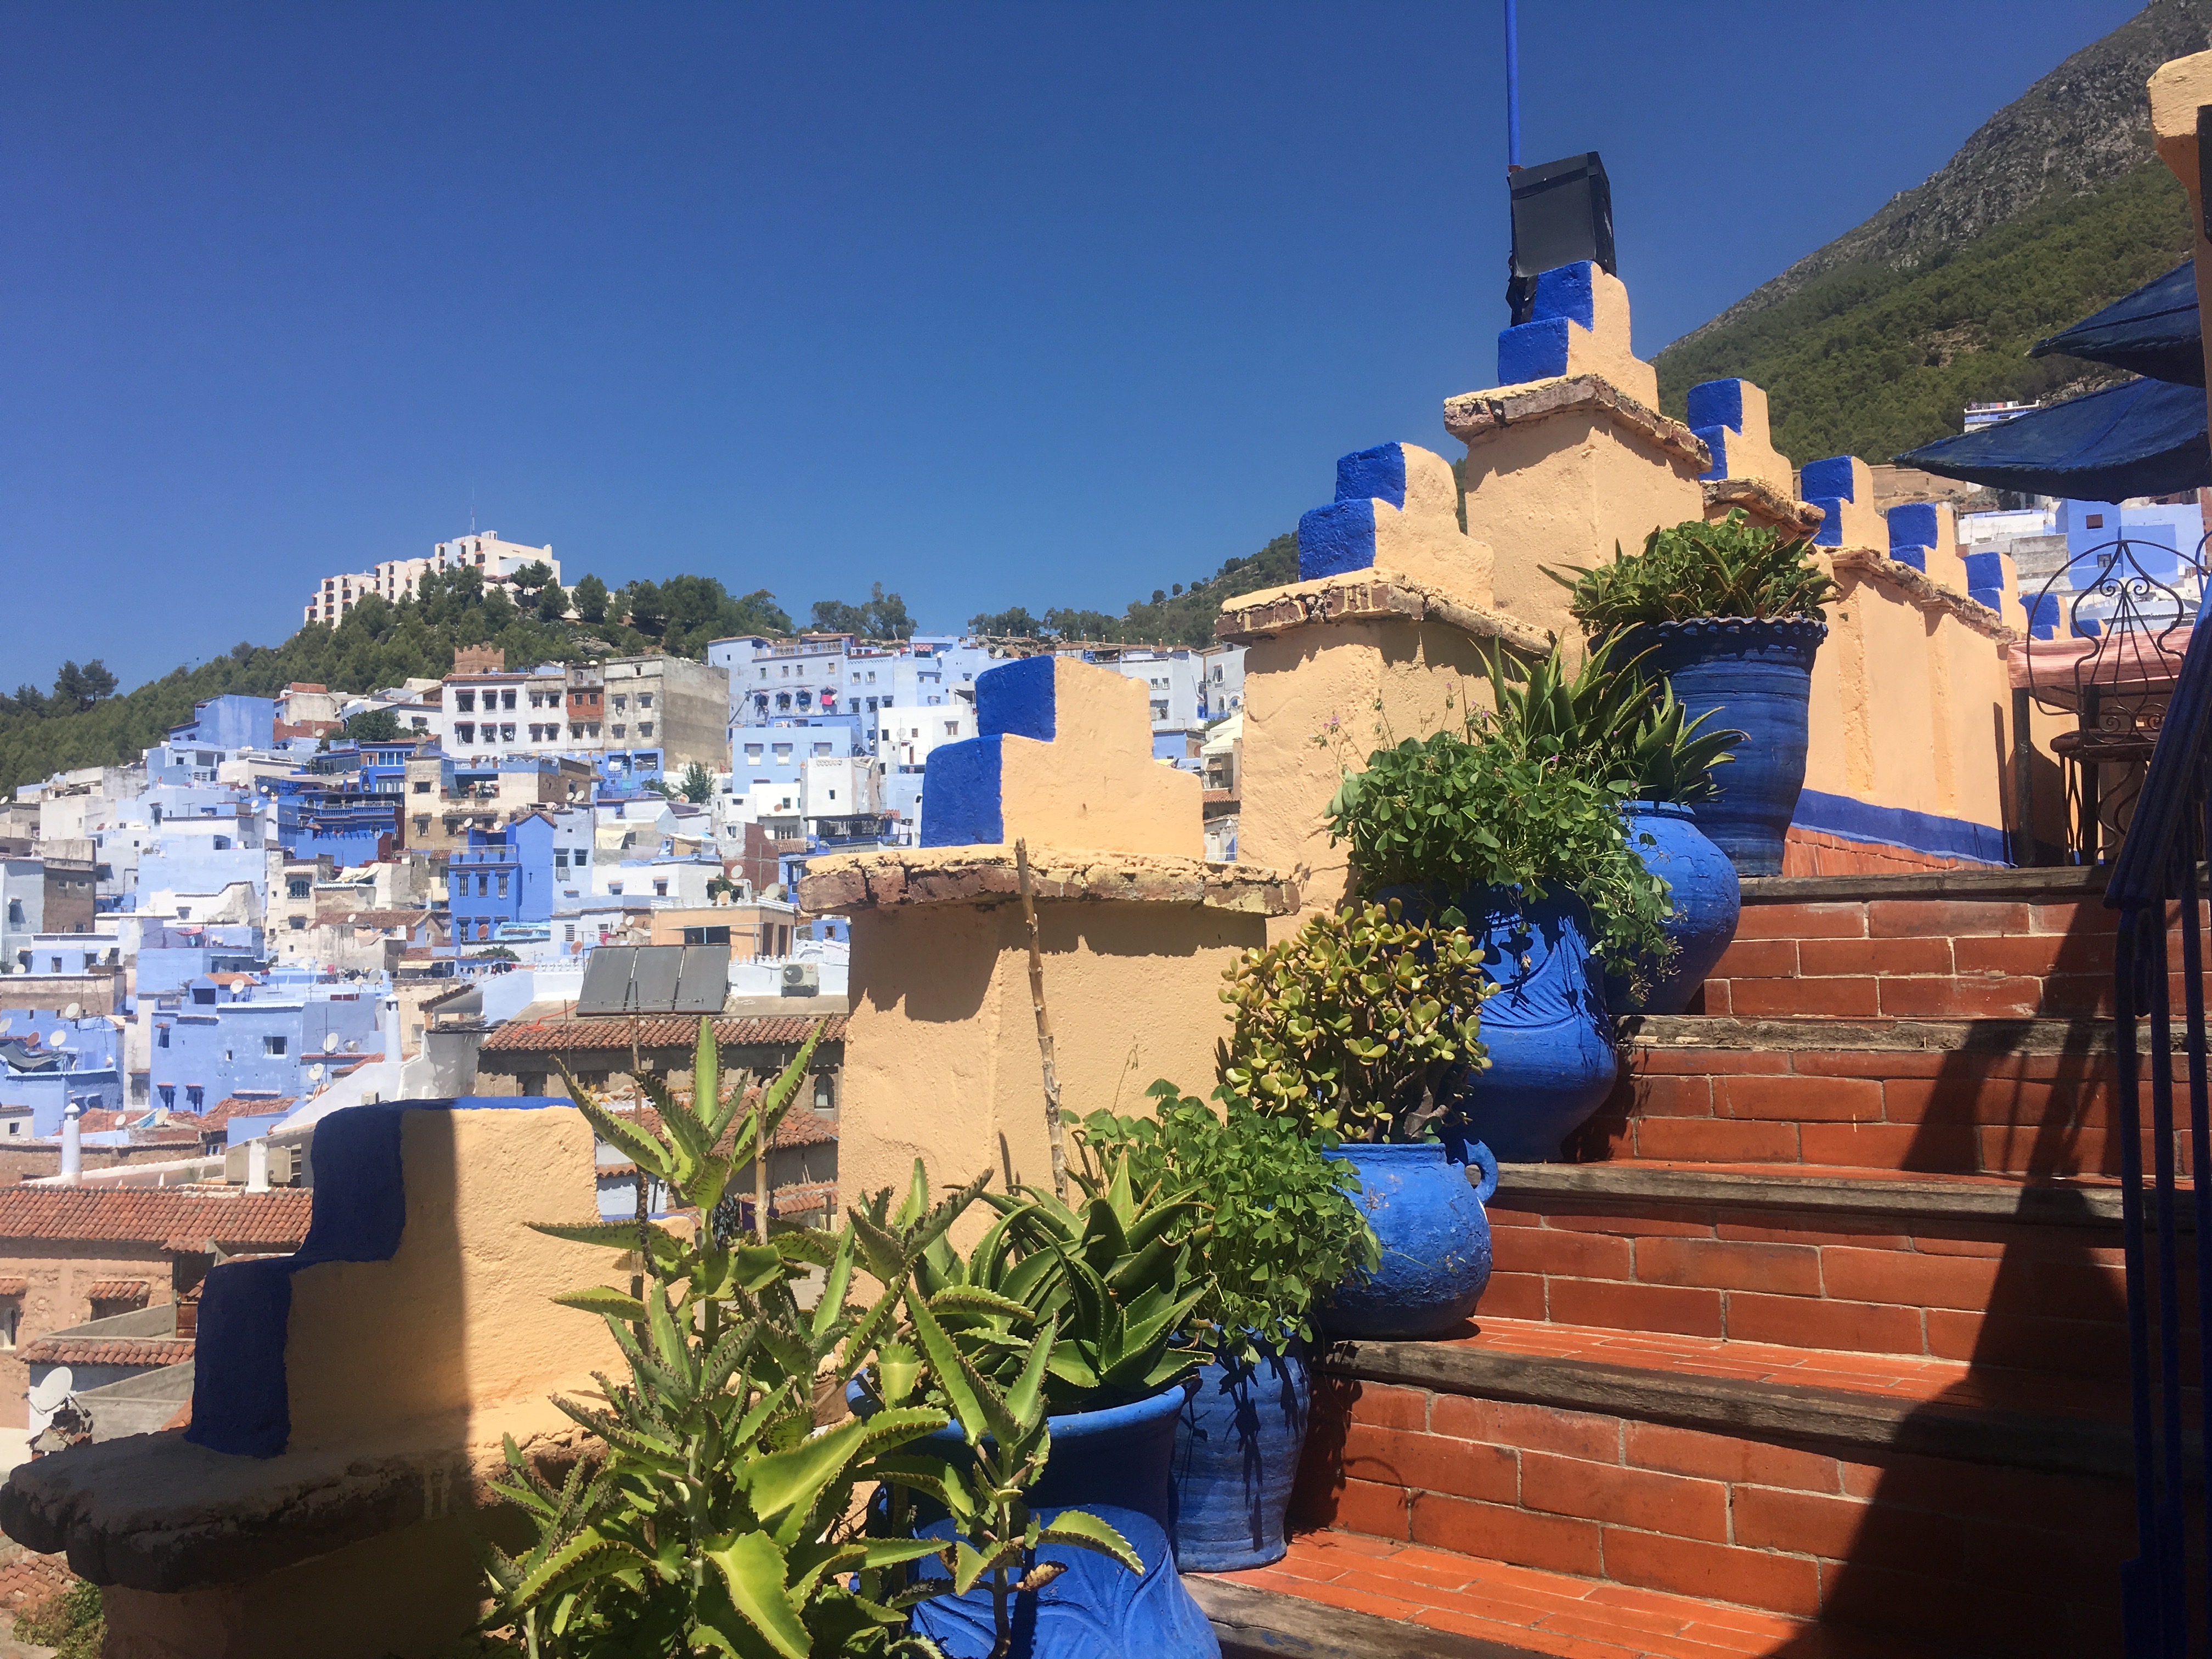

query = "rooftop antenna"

[{"left": 1504, "top": 0, "right": 1521, "bottom": 174}]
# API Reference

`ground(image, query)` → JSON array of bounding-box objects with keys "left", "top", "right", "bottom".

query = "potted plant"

[
  {"left": 854, "top": 1158, "right": 1224, "bottom": 1657},
  {"left": 1220, "top": 900, "right": 1500, "bottom": 1337},
  {"left": 1074, "top": 1082, "right": 1379, "bottom": 1572},
  {"left": 1475, "top": 637, "right": 1742, "bottom": 1014},
  {"left": 1322, "top": 719, "right": 1673, "bottom": 1160},
  {"left": 1546, "top": 509, "right": 1838, "bottom": 876}
]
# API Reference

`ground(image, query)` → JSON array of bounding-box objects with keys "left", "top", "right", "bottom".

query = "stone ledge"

[
  {"left": 799, "top": 847, "right": 1300, "bottom": 918},
  {"left": 1833, "top": 546, "right": 2017, "bottom": 642},
  {"left": 1703, "top": 476, "right": 1825, "bottom": 538},
  {"left": 1190, "top": 1576, "right": 1525, "bottom": 1659},
  {"left": 1495, "top": 1161, "right": 2135, "bottom": 1229},
  {"left": 1212, "top": 571, "right": 1549, "bottom": 653},
  {"left": 1321, "top": 1341, "right": 2141, "bottom": 1481},
  {"left": 0, "top": 1414, "right": 590, "bottom": 1594},
  {"left": 1624, "top": 1013, "right": 2151, "bottom": 1055},
  {"left": 1442, "top": 374, "right": 1710, "bottom": 477},
  {"left": 1740, "top": 865, "right": 2109, "bottom": 904}
]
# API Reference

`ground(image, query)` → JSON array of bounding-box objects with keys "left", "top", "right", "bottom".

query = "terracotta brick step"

[
  {"left": 1194, "top": 1534, "right": 1946, "bottom": 1658},
  {"left": 1568, "top": 1016, "right": 2196, "bottom": 1180},
  {"left": 1705, "top": 873, "right": 2203, "bottom": 1021},
  {"left": 1295, "top": 1329, "right": 2144, "bottom": 1657},
  {"left": 1482, "top": 1162, "right": 2182, "bottom": 1381}
]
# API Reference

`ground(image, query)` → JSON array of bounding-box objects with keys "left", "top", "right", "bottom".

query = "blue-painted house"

[
  {"left": 167, "top": 695, "right": 276, "bottom": 754},
  {"left": 148, "top": 978, "right": 384, "bottom": 1116}
]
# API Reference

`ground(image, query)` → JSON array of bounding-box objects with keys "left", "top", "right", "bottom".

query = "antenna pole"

[{"left": 1504, "top": 0, "right": 1522, "bottom": 172}]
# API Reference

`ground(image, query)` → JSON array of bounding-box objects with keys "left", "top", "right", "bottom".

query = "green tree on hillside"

[
  {"left": 571, "top": 573, "right": 609, "bottom": 624},
  {"left": 344, "top": 708, "right": 403, "bottom": 742}
]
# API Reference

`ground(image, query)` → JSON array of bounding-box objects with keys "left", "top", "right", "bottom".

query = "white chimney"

[
  {"left": 60, "top": 1101, "right": 82, "bottom": 1186},
  {"left": 246, "top": 1137, "right": 269, "bottom": 1194}
]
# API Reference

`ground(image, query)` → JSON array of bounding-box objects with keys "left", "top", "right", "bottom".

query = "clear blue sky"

[{"left": 1, "top": 0, "right": 2142, "bottom": 691}]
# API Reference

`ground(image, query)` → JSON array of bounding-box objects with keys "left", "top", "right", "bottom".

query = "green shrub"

[
  {"left": 16, "top": 1578, "right": 103, "bottom": 1659},
  {"left": 1544, "top": 510, "right": 1838, "bottom": 633}
]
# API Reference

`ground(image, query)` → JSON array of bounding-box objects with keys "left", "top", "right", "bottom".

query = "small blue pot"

[
  {"left": 1169, "top": 1340, "right": 1310, "bottom": 1571},
  {"left": 1453, "top": 889, "right": 1618, "bottom": 1162},
  {"left": 890, "top": 1384, "right": 1221, "bottom": 1659},
  {"left": 1607, "top": 801, "right": 1741, "bottom": 1015},
  {"left": 1623, "top": 617, "right": 1827, "bottom": 878},
  {"left": 1322, "top": 1141, "right": 1498, "bottom": 1339}
]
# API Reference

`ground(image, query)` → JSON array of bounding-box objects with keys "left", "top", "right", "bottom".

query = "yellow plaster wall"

[
  {"left": 986, "top": 661, "right": 1203, "bottom": 859},
  {"left": 1705, "top": 380, "right": 1794, "bottom": 495},
  {"left": 837, "top": 900, "right": 1263, "bottom": 1222},
  {"left": 2150, "top": 53, "right": 2212, "bottom": 432},
  {"left": 1816, "top": 457, "right": 1888, "bottom": 554},
  {"left": 284, "top": 1107, "right": 616, "bottom": 1453},
  {"left": 1459, "top": 413, "right": 1707, "bottom": 646},
  {"left": 1235, "top": 618, "right": 1499, "bottom": 928},
  {"left": 1558, "top": 267, "right": 1658, "bottom": 407},
  {"left": 1368, "top": 445, "right": 1498, "bottom": 601}
]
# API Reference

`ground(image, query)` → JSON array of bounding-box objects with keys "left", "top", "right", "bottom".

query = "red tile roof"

[
  {"left": 196, "top": 1097, "right": 296, "bottom": 1131},
  {"left": 0, "top": 1545, "right": 74, "bottom": 1613},
  {"left": 85, "top": 1279, "right": 150, "bottom": 1302},
  {"left": 0, "top": 1279, "right": 26, "bottom": 1296},
  {"left": 481, "top": 1014, "right": 847, "bottom": 1053},
  {"left": 0, "top": 1188, "right": 311, "bottom": 1252},
  {"left": 20, "top": 1335, "right": 192, "bottom": 1367}
]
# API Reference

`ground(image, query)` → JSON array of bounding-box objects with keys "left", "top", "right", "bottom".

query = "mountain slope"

[{"left": 1654, "top": 0, "right": 2211, "bottom": 462}]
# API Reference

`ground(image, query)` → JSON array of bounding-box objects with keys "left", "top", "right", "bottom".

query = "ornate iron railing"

[
  {"left": 2105, "top": 609, "right": 2212, "bottom": 1655},
  {"left": 2021, "top": 532, "right": 2207, "bottom": 865}
]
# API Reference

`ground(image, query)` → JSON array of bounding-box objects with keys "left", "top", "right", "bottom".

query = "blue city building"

[
  {"left": 166, "top": 695, "right": 276, "bottom": 753},
  {"left": 0, "top": 1011, "right": 127, "bottom": 1134},
  {"left": 148, "top": 979, "right": 384, "bottom": 1115},
  {"left": 449, "top": 815, "right": 556, "bottom": 943}
]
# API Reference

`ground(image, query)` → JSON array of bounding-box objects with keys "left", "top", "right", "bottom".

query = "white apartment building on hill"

[{"left": 304, "top": 533, "right": 562, "bottom": 625}]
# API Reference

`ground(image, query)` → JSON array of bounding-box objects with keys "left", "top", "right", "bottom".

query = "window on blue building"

[
  {"left": 159, "top": 1085, "right": 174, "bottom": 1110},
  {"left": 186, "top": 1086, "right": 202, "bottom": 1111}
]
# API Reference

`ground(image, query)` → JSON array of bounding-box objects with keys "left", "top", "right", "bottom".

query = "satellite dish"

[
  {"left": 27, "top": 1370, "right": 73, "bottom": 1415},
  {"left": 323, "top": 1033, "right": 340, "bottom": 1052},
  {"left": 345, "top": 1039, "right": 359, "bottom": 1053},
  {"left": 307, "top": 1063, "right": 325, "bottom": 1081},
  {"left": 47, "top": 1031, "right": 65, "bottom": 1049},
  {"left": 61, "top": 1003, "right": 81, "bottom": 1022}
]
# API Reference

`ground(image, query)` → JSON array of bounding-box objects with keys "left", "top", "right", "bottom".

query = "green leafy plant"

[
  {"left": 1323, "top": 736, "right": 1674, "bottom": 988},
  {"left": 1075, "top": 1081, "right": 1379, "bottom": 1361},
  {"left": 1544, "top": 509, "right": 1839, "bottom": 633},
  {"left": 845, "top": 1163, "right": 1146, "bottom": 1658},
  {"left": 475, "top": 1020, "right": 959, "bottom": 1658},
  {"left": 1475, "top": 636, "right": 1736, "bottom": 804},
  {"left": 15, "top": 1578, "right": 103, "bottom": 1659},
  {"left": 1218, "top": 900, "right": 1489, "bottom": 1145}
]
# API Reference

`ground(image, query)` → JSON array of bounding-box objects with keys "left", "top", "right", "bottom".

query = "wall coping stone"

[
  {"left": 1702, "top": 477, "right": 1826, "bottom": 537},
  {"left": 1833, "top": 545, "right": 2017, "bottom": 642},
  {"left": 1624, "top": 1013, "right": 2156, "bottom": 1054},
  {"left": 1739, "top": 865, "right": 2109, "bottom": 904},
  {"left": 799, "top": 848, "right": 1300, "bottom": 918},
  {"left": 1495, "top": 1161, "right": 2137, "bottom": 1229},
  {"left": 1212, "top": 571, "right": 1549, "bottom": 653},
  {"left": 0, "top": 1414, "right": 589, "bottom": 1594},
  {"left": 1442, "top": 373, "right": 1710, "bottom": 477}
]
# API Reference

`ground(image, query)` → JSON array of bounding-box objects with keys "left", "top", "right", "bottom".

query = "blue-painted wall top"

[
  {"left": 1685, "top": 380, "right": 1747, "bottom": 434},
  {"left": 1527, "top": 262, "right": 1595, "bottom": 329},
  {"left": 1334, "top": 444, "right": 1409, "bottom": 510},
  {"left": 1297, "top": 500, "right": 1380, "bottom": 582},
  {"left": 917, "top": 737, "right": 1005, "bottom": 848},
  {"left": 1799, "top": 456, "right": 1857, "bottom": 502},
  {"left": 976, "top": 657, "right": 1055, "bottom": 742},
  {"left": 1887, "top": 503, "right": 1940, "bottom": 551}
]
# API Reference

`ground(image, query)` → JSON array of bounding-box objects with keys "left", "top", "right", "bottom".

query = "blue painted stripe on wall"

[
  {"left": 1298, "top": 500, "right": 1380, "bottom": 580},
  {"left": 1791, "top": 788, "right": 2010, "bottom": 867},
  {"left": 1685, "top": 379, "right": 1746, "bottom": 434},
  {"left": 1889, "top": 545, "right": 1929, "bottom": 572},
  {"left": 1497, "top": 317, "right": 1571, "bottom": 386},
  {"left": 1528, "top": 262, "right": 1595, "bottom": 329},
  {"left": 977, "top": 656, "right": 1056, "bottom": 742},
  {"left": 1961, "top": 551, "right": 2006, "bottom": 590},
  {"left": 1887, "top": 503, "right": 1939, "bottom": 550},
  {"left": 1690, "top": 425, "right": 1729, "bottom": 482},
  {"left": 187, "top": 1097, "right": 564, "bottom": 1458},
  {"left": 1799, "top": 456, "right": 1857, "bottom": 503},
  {"left": 918, "top": 736, "right": 1005, "bottom": 847},
  {"left": 1807, "top": 498, "right": 1847, "bottom": 547},
  {"left": 1335, "top": 443, "right": 1408, "bottom": 509}
]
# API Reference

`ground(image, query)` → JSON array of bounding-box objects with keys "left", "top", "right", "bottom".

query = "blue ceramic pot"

[
  {"left": 1622, "top": 617, "right": 1827, "bottom": 878},
  {"left": 1322, "top": 1141, "right": 1498, "bottom": 1339},
  {"left": 1453, "top": 889, "right": 1618, "bottom": 1162},
  {"left": 895, "top": 1384, "right": 1221, "bottom": 1659},
  {"left": 1169, "top": 1340, "right": 1310, "bottom": 1571},
  {"left": 1607, "top": 801, "right": 1742, "bottom": 1015}
]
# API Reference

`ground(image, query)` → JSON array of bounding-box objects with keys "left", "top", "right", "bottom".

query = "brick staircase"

[{"left": 1201, "top": 867, "right": 2192, "bottom": 1659}]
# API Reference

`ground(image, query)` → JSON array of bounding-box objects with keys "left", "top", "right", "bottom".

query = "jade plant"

[
  {"left": 1218, "top": 900, "right": 1489, "bottom": 1145},
  {"left": 1543, "top": 508, "right": 1839, "bottom": 633},
  {"left": 1075, "top": 1080, "right": 1380, "bottom": 1362}
]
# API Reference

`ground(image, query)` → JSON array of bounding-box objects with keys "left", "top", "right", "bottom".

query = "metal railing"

[{"left": 2104, "top": 610, "right": 2212, "bottom": 1655}]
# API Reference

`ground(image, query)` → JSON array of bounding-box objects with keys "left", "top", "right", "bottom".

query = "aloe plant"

[{"left": 1476, "top": 635, "right": 1736, "bottom": 804}]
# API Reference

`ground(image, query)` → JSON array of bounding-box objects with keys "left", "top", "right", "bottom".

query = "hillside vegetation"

[
  {"left": 1653, "top": 162, "right": 2193, "bottom": 463},
  {"left": 969, "top": 531, "right": 1299, "bottom": 648}
]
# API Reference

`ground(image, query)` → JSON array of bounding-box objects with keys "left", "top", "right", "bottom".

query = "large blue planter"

[
  {"left": 897, "top": 1384, "right": 1221, "bottom": 1659},
  {"left": 1623, "top": 617, "right": 1827, "bottom": 878},
  {"left": 1322, "top": 1141, "right": 1498, "bottom": 1339},
  {"left": 1453, "top": 889, "right": 1618, "bottom": 1161},
  {"left": 1170, "top": 1341, "right": 1310, "bottom": 1571},
  {"left": 1607, "top": 801, "right": 1741, "bottom": 1015}
]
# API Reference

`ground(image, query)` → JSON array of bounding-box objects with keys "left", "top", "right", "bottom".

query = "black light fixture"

[{"left": 1507, "top": 151, "right": 1617, "bottom": 324}]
